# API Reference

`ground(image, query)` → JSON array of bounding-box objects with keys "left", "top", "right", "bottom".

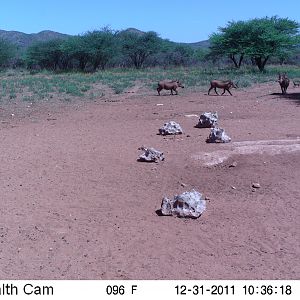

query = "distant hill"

[
  {"left": 120, "top": 28, "right": 145, "bottom": 36},
  {"left": 0, "top": 30, "right": 70, "bottom": 50},
  {"left": 119, "top": 28, "right": 210, "bottom": 49},
  {"left": 0, "top": 28, "right": 209, "bottom": 51},
  {"left": 184, "top": 40, "right": 210, "bottom": 49}
]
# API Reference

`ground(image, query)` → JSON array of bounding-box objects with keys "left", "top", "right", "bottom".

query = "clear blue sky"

[{"left": 1, "top": 0, "right": 299, "bottom": 43}]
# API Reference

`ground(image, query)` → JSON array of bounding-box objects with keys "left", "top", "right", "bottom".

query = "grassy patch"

[{"left": 0, "top": 65, "right": 300, "bottom": 102}]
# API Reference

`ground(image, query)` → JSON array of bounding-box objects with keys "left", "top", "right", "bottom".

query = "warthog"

[
  {"left": 157, "top": 80, "right": 184, "bottom": 95},
  {"left": 208, "top": 80, "right": 237, "bottom": 96},
  {"left": 293, "top": 79, "right": 300, "bottom": 87},
  {"left": 278, "top": 73, "right": 289, "bottom": 94}
]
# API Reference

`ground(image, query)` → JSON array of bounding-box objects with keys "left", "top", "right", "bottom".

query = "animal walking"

[
  {"left": 157, "top": 80, "right": 184, "bottom": 96},
  {"left": 208, "top": 80, "right": 237, "bottom": 96},
  {"left": 278, "top": 73, "right": 289, "bottom": 94}
]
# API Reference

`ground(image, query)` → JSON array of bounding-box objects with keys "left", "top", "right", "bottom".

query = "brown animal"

[
  {"left": 278, "top": 73, "right": 289, "bottom": 94},
  {"left": 208, "top": 80, "right": 237, "bottom": 96},
  {"left": 293, "top": 79, "right": 300, "bottom": 87},
  {"left": 157, "top": 80, "right": 184, "bottom": 95}
]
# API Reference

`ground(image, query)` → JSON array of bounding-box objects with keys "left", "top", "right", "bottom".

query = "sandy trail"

[{"left": 0, "top": 83, "right": 299, "bottom": 279}]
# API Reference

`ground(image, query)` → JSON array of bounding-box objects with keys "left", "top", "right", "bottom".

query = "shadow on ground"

[{"left": 270, "top": 92, "right": 300, "bottom": 105}]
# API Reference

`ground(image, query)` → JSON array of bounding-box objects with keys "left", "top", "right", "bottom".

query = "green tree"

[
  {"left": 61, "top": 36, "right": 91, "bottom": 71},
  {"left": 209, "top": 17, "right": 300, "bottom": 71},
  {"left": 194, "top": 48, "right": 210, "bottom": 64},
  {"left": 0, "top": 38, "right": 16, "bottom": 68},
  {"left": 83, "top": 28, "right": 118, "bottom": 70},
  {"left": 120, "top": 31, "right": 161, "bottom": 68},
  {"left": 26, "top": 39, "right": 65, "bottom": 70},
  {"left": 209, "top": 21, "right": 248, "bottom": 68},
  {"left": 156, "top": 41, "right": 194, "bottom": 67}
]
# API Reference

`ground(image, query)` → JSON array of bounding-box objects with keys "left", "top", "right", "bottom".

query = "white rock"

[
  {"left": 196, "top": 112, "right": 218, "bottom": 128},
  {"left": 206, "top": 127, "right": 231, "bottom": 143},
  {"left": 138, "top": 147, "right": 164, "bottom": 163},
  {"left": 159, "top": 121, "right": 183, "bottom": 135},
  {"left": 161, "top": 189, "right": 206, "bottom": 218}
]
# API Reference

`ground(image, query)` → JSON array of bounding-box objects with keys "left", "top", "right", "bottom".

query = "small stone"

[
  {"left": 231, "top": 186, "right": 236, "bottom": 190},
  {"left": 195, "top": 112, "right": 218, "bottom": 128},
  {"left": 206, "top": 127, "right": 231, "bottom": 143},
  {"left": 159, "top": 121, "right": 183, "bottom": 135},
  {"left": 252, "top": 182, "right": 261, "bottom": 189},
  {"left": 138, "top": 146, "right": 164, "bottom": 163},
  {"left": 229, "top": 161, "right": 237, "bottom": 168},
  {"left": 161, "top": 189, "right": 206, "bottom": 218},
  {"left": 180, "top": 182, "right": 187, "bottom": 187}
]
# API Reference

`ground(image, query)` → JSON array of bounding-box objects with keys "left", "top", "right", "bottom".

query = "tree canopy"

[
  {"left": 209, "top": 16, "right": 300, "bottom": 71},
  {"left": 0, "top": 38, "right": 16, "bottom": 68},
  {"left": 120, "top": 31, "right": 162, "bottom": 69}
]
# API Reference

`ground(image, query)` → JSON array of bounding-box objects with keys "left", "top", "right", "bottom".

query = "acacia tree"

[
  {"left": 209, "top": 21, "right": 248, "bottom": 68},
  {"left": 121, "top": 31, "right": 161, "bottom": 68},
  {"left": 0, "top": 38, "right": 16, "bottom": 68},
  {"left": 61, "top": 36, "right": 90, "bottom": 71},
  {"left": 26, "top": 39, "right": 65, "bottom": 70},
  {"left": 83, "top": 28, "right": 118, "bottom": 70},
  {"left": 210, "top": 17, "right": 300, "bottom": 71}
]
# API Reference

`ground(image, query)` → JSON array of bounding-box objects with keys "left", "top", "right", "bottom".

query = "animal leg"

[
  {"left": 214, "top": 87, "right": 219, "bottom": 95},
  {"left": 208, "top": 87, "right": 213, "bottom": 95},
  {"left": 227, "top": 88, "right": 232, "bottom": 96},
  {"left": 157, "top": 87, "right": 161, "bottom": 95}
]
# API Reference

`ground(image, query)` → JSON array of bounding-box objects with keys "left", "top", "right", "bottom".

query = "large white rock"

[
  {"left": 138, "top": 146, "right": 164, "bottom": 162},
  {"left": 159, "top": 121, "right": 183, "bottom": 135},
  {"left": 206, "top": 127, "right": 231, "bottom": 143},
  {"left": 196, "top": 112, "right": 218, "bottom": 128},
  {"left": 161, "top": 189, "right": 206, "bottom": 218}
]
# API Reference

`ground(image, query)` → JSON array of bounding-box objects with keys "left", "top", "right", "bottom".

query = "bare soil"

[{"left": 0, "top": 83, "right": 299, "bottom": 279}]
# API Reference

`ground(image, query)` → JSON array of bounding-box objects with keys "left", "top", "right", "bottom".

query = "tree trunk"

[
  {"left": 229, "top": 54, "right": 238, "bottom": 68},
  {"left": 238, "top": 54, "right": 244, "bottom": 68},
  {"left": 229, "top": 54, "right": 244, "bottom": 68},
  {"left": 255, "top": 56, "right": 270, "bottom": 72}
]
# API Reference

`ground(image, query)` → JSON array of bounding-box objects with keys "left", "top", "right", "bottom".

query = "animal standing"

[
  {"left": 293, "top": 79, "right": 300, "bottom": 87},
  {"left": 208, "top": 80, "right": 237, "bottom": 96},
  {"left": 278, "top": 73, "right": 289, "bottom": 94},
  {"left": 157, "top": 80, "right": 184, "bottom": 96}
]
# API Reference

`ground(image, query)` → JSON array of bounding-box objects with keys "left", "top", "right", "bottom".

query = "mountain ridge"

[{"left": 0, "top": 28, "right": 209, "bottom": 50}]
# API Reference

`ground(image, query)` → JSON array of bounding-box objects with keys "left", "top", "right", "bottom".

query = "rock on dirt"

[
  {"left": 159, "top": 121, "right": 183, "bottom": 135},
  {"left": 252, "top": 182, "right": 261, "bottom": 189},
  {"left": 195, "top": 112, "right": 218, "bottom": 128},
  {"left": 229, "top": 161, "right": 238, "bottom": 168},
  {"left": 138, "top": 146, "right": 164, "bottom": 163},
  {"left": 161, "top": 189, "right": 206, "bottom": 218},
  {"left": 206, "top": 127, "right": 231, "bottom": 143}
]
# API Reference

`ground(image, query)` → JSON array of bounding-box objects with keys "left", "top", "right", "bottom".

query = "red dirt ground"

[{"left": 0, "top": 83, "right": 299, "bottom": 279}]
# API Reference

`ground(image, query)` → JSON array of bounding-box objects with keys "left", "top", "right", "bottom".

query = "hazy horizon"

[{"left": 1, "top": 0, "right": 299, "bottom": 43}]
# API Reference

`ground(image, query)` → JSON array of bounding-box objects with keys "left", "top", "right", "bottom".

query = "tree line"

[
  {"left": 0, "top": 17, "right": 299, "bottom": 72},
  {"left": 0, "top": 28, "right": 206, "bottom": 71}
]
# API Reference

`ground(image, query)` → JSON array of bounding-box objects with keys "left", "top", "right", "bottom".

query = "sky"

[{"left": 1, "top": 0, "right": 299, "bottom": 43}]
